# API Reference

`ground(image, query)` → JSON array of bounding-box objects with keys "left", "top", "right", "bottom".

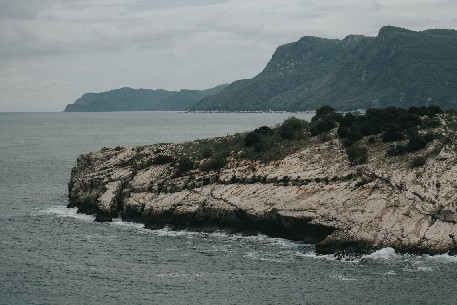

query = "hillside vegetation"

[
  {"left": 64, "top": 84, "right": 227, "bottom": 112},
  {"left": 192, "top": 26, "right": 457, "bottom": 111},
  {"left": 166, "top": 106, "right": 455, "bottom": 176}
]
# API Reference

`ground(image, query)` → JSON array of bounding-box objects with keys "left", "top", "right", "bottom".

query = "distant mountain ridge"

[
  {"left": 64, "top": 84, "right": 227, "bottom": 112},
  {"left": 192, "top": 26, "right": 457, "bottom": 111}
]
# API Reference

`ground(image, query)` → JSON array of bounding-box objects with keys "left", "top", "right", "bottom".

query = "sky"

[{"left": 1, "top": 0, "right": 456, "bottom": 112}]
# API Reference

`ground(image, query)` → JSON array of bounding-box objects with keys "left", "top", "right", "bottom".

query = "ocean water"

[{"left": 1, "top": 111, "right": 456, "bottom": 305}]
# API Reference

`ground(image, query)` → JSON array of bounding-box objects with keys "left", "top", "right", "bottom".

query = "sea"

[{"left": 1, "top": 111, "right": 456, "bottom": 305}]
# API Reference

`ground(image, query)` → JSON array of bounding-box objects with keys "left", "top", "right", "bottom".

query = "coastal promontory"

[
  {"left": 64, "top": 84, "right": 227, "bottom": 112},
  {"left": 68, "top": 107, "right": 457, "bottom": 256}
]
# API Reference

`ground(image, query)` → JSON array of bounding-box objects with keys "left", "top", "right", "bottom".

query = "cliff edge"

[{"left": 68, "top": 107, "right": 457, "bottom": 256}]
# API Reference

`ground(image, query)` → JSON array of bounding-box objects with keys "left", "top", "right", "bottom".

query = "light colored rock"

[{"left": 68, "top": 129, "right": 457, "bottom": 254}]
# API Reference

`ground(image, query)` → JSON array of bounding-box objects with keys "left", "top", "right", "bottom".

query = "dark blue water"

[{"left": 1, "top": 112, "right": 456, "bottom": 305}]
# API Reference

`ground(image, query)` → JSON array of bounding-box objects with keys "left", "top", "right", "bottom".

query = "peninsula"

[
  {"left": 68, "top": 106, "right": 457, "bottom": 256},
  {"left": 64, "top": 84, "right": 227, "bottom": 112}
]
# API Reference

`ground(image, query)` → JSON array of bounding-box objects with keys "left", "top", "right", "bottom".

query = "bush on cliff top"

[
  {"left": 279, "top": 117, "right": 308, "bottom": 139},
  {"left": 152, "top": 154, "right": 174, "bottom": 165},
  {"left": 177, "top": 105, "right": 447, "bottom": 171},
  {"left": 199, "top": 155, "right": 226, "bottom": 172},
  {"left": 181, "top": 116, "right": 310, "bottom": 165},
  {"left": 346, "top": 144, "right": 368, "bottom": 165},
  {"left": 176, "top": 157, "right": 194, "bottom": 176},
  {"left": 310, "top": 105, "right": 444, "bottom": 164}
]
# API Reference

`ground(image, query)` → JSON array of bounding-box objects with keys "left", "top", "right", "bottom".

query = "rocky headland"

[{"left": 68, "top": 107, "right": 457, "bottom": 256}]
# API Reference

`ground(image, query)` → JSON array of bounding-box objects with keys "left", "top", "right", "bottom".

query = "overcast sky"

[{"left": 1, "top": 0, "right": 456, "bottom": 111}]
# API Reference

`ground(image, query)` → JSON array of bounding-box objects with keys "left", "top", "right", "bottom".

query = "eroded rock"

[{"left": 68, "top": 130, "right": 457, "bottom": 255}]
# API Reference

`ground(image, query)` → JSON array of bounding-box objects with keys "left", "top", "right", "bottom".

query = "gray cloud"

[{"left": 1, "top": 0, "right": 457, "bottom": 111}]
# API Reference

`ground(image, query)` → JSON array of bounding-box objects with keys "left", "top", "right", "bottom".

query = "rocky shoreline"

[{"left": 68, "top": 111, "right": 457, "bottom": 256}]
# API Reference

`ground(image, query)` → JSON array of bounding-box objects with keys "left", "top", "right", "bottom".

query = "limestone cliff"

[{"left": 68, "top": 112, "right": 457, "bottom": 255}]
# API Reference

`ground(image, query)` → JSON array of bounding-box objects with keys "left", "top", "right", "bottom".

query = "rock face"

[
  {"left": 192, "top": 26, "right": 457, "bottom": 111},
  {"left": 68, "top": 127, "right": 457, "bottom": 255}
]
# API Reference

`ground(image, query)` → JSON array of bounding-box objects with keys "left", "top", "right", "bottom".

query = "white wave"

[
  {"left": 156, "top": 272, "right": 205, "bottom": 279},
  {"left": 148, "top": 229, "right": 304, "bottom": 251},
  {"left": 362, "top": 247, "right": 398, "bottom": 260},
  {"left": 329, "top": 273, "right": 357, "bottom": 281},
  {"left": 296, "top": 248, "right": 401, "bottom": 263},
  {"left": 295, "top": 251, "right": 347, "bottom": 262},
  {"left": 416, "top": 266, "right": 434, "bottom": 272},
  {"left": 206, "top": 231, "right": 231, "bottom": 239},
  {"left": 39, "top": 206, "right": 96, "bottom": 222},
  {"left": 150, "top": 227, "right": 200, "bottom": 238},
  {"left": 110, "top": 218, "right": 145, "bottom": 229},
  {"left": 244, "top": 251, "right": 286, "bottom": 263},
  {"left": 264, "top": 237, "right": 303, "bottom": 249},
  {"left": 422, "top": 253, "right": 457, "bottom": 264},
  {"left": 295, "top": 250, "right": 367, "bottom": 263},
  {"left": 226, "top": 233, "right": 303, "bottom": 249}
]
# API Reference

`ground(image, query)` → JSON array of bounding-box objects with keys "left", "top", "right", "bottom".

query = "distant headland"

[
  {"left": 65, "top": 26, "right": 457, "bottom": 112},
  {"left": 64, "top": 84, "right": 227, "bottom": 112}
]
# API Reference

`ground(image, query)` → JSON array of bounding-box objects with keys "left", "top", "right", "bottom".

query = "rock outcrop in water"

[{"left": 68, "top": 109, "right": 457, "bottom": 255}]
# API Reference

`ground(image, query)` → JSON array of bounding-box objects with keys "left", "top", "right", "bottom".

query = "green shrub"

[
  {"left": 315, "top": 105, "right": 336, "bottom": 118},
  {"left": 406, "top": 129, "right": 427, "bottom": 152},
  {"left": 200, "top": 147, "right": 213, "bottom": 159},
  {"left": 199, "top": 155, "right": 226, "bottom": 172},
  {"left": 409, "top": 106, "right": 443, "bottom": 116},
  {"left": 338, "top": 125, "right": 363, "bottom": 146},
  {"left": 346, "top": 144, "right": 368, "bottom": 165},
  {"left": 421, "top": 117, "right": 441, "bottom": 129},
  {"left": 410, "top": 156, "right": 427, "bottom": 168},
  {"left": 423, "top": 133, "right": 437, "bottom": 142},
  {"left": 382, "top": 128, "right": 404, "bottom": 142},
  {"left": 176, "top": 157, "right": 194, "bottom": 175},
  {"left": 368, "top": 137, "right": 376, "bottom": 144},
  {"left": 279, "top": 117, "right": 307, "bottom": 140},
  {"left": 310, "top": 118, "right": 336, "bottom": 136},
  {"left": 386, "top": 144, "right": 405, "bottom": 157},
  {"left": 152, "top": 154, "right": 174, "bottom": 165},
  {"left": 244, "top": 131, "right": 262, "bottom": 147},
  {"left": 254, "top": 126, "right": 274, "bottom": 136}
]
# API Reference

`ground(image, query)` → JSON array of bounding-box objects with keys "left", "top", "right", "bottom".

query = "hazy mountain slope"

[
  {"left": 64, "top": 84, "right": 227, "bottom": 112},
  {"left": 192, "top": 26, "right": 457, "bottom": 111}
]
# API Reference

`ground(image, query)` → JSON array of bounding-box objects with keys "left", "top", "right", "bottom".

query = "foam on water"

[
  {"left": 416, "top": 266, "right": 434, "bottom": 272},
  {"left": 110, "top": 218, "right": 145, "bottom": 230},
  {"left": 329, "top": 272, "right": 358, "bottom": 281},
  {"left": 150, "top": 227, "right": 200, "bottom": 238},
  {"left": 149, "top": 228, "right": 304, "bottom": 250},
  {"left": 295, "top": 251, "right": 340, "bottom": 262},
  {"left": 36, "top": 209, "right": 308, "bottom": 251},
  {"left": 39, "top": 208, "right": 457, "bottom": 268},
  {"left": 423, "top": 253, "right": 457, "bottom": 264},
  {"left": 362, "top": 247, "right": 398, "bottom": 260},
  {"left": 244, "top": 251, "right": 287, "bottom": 263},
  {"left": 156, "top": 272, "right": 206, "bottom": 279},
  {"left": 39, "top": 206, "right": 96, "bottom": 222}
]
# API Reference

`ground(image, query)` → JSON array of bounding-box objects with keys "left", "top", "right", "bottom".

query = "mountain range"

[
  {"left": 192, "top": 26, "right": 457, "bottom": 111},
  {"left": 65, "top": 26, "right": 457, "bottom": 112}
]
